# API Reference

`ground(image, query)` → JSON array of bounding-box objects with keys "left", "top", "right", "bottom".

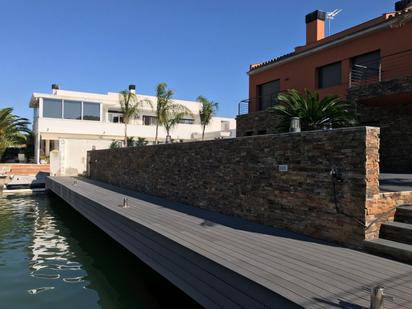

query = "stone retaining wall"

[
  {"left": 366, "top": 191, "right": 412, "bottom": 240},
  {"left": 237, "top": 96, "right": 412, "bottom": 173},
  {"left": 356, "top": 101, "right": 412, "bottom": 173},
  {"left": 88, "top": 127, "right": 383, "bottom": 246},
  {"left": 348, "top": 76, "right": 412, "bottom": 101},
  {"left": 236, "top": 110, "right": 282, "bottom": 137}
]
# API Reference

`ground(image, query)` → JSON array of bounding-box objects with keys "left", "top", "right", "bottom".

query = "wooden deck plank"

[
  {"left": 76, "top": 192, "right": 319, "bottom": 308},
  {"left": 68, "top": 177, "right": 412, "bottom": 300},
  {"left": 83, "top": 177, "right": 410, "bottom": 277},
  {"left": 128, "top": 201, "right": 412, "bottom": 300},
  {"left": 49, "top": 178, "right": 300, "bottom": 308},
  {"left": 72, "top": 197, "right": 254, "bottom": 308},
  {"left": 47, "top": 177, "right": 412, "bottom": 309},
  {"left": 91, "top": 186, "right": 412, "bottom": 298},
  {"left": 120, "top": 201, "right": 408, "bottom": 308}
]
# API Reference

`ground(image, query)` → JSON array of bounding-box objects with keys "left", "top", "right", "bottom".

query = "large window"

[
  {"left": 43, "top": 99, "right": 62, "bottom": 118},
  {"left": 178, "top": 118, "right": 194, "bottom": 124},
  {"left": 352, "top": 50, "right": 381, "bottom": 81},
  {"left": 318, "top": 62, "right": 342, "bottom": 89},
  {"left": 83, "top": 102, "right": 100, "bottom": 121},
  {"left": 42, "top": 99, "right": 100, "bottom": 121},
  {"left": 258, "top": 80, "right": 280, "bottom": 111},
  {"left": 143, "top": 115, "right": 157, "bottom": 126},
  {"left": 108, "top": 110, "right": 124, "bottom": 123},
  {"left": 64, "top": 100, "right": 82, "bottom": 119}
]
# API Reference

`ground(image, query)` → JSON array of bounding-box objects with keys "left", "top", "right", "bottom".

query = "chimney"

[
  {"left": 51, "top": 84, "right": 59, "bottom": 94},
  {"left": 128, "top": 84, "right": 136, "bottom": 94},
  {"left": 395, "top": 0, "right": 412, "bottom": 11},
  {"left": 305, "top": 10, "right": 326, "bottom": 45}
]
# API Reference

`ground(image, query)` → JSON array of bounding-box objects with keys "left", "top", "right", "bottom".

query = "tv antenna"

[{"left": 326, "top": 9, "right": 342, "bottom": 35}]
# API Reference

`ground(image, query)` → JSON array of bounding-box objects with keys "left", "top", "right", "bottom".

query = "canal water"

[{"left": 0, "top": 193, "right": 199, "bottom": 308}]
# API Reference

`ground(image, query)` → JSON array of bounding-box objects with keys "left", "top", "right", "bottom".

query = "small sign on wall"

[{"left": 278, "top": 164, "right": 288, "bottom": 172}]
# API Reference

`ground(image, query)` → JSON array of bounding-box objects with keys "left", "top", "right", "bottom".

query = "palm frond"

[
  {"left": 270, "top": 89, "right": 357, "bottom": 132},
  {"left": 197, "top": 96, "right": 218, "bottom": 127},
  {"left": 0, "top": 107, "right": 31, "bottom": 157}
]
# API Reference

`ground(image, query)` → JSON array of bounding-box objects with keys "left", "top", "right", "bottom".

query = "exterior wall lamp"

[{"left": 289, "top": 117, "right": 301, "bottom": 133}]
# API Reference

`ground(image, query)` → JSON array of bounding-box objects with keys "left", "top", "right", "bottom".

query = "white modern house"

[{"left": 30, "top": 85, "right": 236, "bottom": 176}]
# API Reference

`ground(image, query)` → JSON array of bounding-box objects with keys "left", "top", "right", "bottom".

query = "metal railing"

[
  {"left": 238, "top": 99, "right": 249, "bottom": 115},
  {"left": 349, "top": 49, "right": 412, "bottom": 88},
  {"left": 238, "top": 94, "right": 278, "bottom": 116}
]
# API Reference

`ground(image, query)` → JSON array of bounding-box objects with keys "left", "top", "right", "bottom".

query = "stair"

[
  {"left": 364, "top": 205, "right": 412, "bottom": 264},
  {"left": 364, "top": 238, "right": 412, "bottom": 263},
  {"left": 380, "top": 221, "right": 412, "bottom": 245},
  {"left": 8, "top": 164, "right": 50, "bottom": 176},
  {"left": 396, "top": 205, "right": 412, "bottom": 224}
]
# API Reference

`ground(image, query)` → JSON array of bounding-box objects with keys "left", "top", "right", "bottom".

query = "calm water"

[{"left": 0, "top": 193, "right": 199, "bottom": 309}]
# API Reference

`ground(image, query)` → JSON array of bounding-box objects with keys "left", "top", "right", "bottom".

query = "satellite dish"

[{"left": 326, "top": 9, "right": 343, "bottom": 35}]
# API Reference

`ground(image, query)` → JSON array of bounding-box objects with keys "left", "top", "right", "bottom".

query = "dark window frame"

[
  {"left": 42, "top": 99, "right": 101, "bottom": 121},
  {"left": 82, "top": 102, "right": 101, "bottom": 121},
  {"left": 43, "top": 99, "right": 63, "bottom": 119},
  {"left": 351, "top": 50, "right": 381, "bottom": 82},
  {"left": 178, "top": 118, "right": 194, "bottom": 125},
  {"left": 143, "top": 115, "right": 158, "bottom": 126},
  {"left": 63, "top": 100, "right": 82, "bottom": 120},
  {"left": 317, "top": 61, "right": 342, "bottom": 89},
  {"left": 257, "top": 79, "right": 281, "bottom": 111}
]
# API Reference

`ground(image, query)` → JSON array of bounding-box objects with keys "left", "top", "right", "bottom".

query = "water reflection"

[
  {"left": 0, "top": 194, "right": 199, "bottom": 309},
  {"left": 29, "top": 199, "right": 85, "bottom": 293}
]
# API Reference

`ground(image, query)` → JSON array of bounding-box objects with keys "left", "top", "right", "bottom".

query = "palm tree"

[
  {"left": 197, "top": 96, "right": 218, "bottom": 140},
  {"left": 155, "top": 83, "right": 192, "bottom": 143},
  {"left": 119, "top": 90, "right": 151, "bottom": 147},
  {"left": 270, "top": 89, "right": 356, "bottom": 132},
  {"left": 0, "top": 108, "right": 30, "bottom": 158},
  {"left": 154, "top": 83, "right": 173, "bottom": 143},
  {"left": 162, "top": 105, "right": 192, "bottom": 143}
]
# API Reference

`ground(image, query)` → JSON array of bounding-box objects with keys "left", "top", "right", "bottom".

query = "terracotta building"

[{"left": 237, "top": 0, "right": 412, "bottom": 172}]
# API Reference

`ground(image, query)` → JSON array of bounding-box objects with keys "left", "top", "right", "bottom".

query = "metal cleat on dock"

[{"left": 119, "top": 197, "right": 129, "bottom": 208}]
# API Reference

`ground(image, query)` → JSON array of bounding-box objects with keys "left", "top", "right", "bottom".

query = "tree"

[
  {"left": 135, "top": 137, "right": 148, "bottom": 146},
  {"left": 119, "top": 90, "right": 139, "bottom": 147},
  {"left": 109, "top": 140, "right": 122, "bottom": 149},
  {"left": 270, "top": 89, "right": 356, "bottom": 132},
  {"left": 154, "top": 83, "right": 173, "bottom": 143},
  {"left": 155, "top": 83, "right": 192, "bottom": 143},
  {"left": 119, "top": 90, "right": 151, "bottom": 147},
  {"left": 162, "top": 106, "right": 192, "bottom": 143},
  {"left": 0, "top": 108, "right": 30, "bottom": 159},
  {"left": 24, "top": 131, "right": 35, "bottom": 161},
  {"left": 127, "top": 136, "right": 135, "bottom": 147},
  {"left": 197, "top": 96, "right": 218, "bottom": 140}
]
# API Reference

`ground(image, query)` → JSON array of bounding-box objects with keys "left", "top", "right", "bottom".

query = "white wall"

[
  {"left": 62, "top": 139, "right": 112, "bottom": 175},
  {"left": 37, "top": 117, "right": 236, "bottom": 141}
]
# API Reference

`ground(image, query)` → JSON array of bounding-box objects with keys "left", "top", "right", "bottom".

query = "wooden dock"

[{"left": 46, "top": 177, "right": 412, "bottom": 309}]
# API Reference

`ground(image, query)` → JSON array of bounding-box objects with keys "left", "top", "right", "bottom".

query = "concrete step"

[
  {"left": 364, "top": 238, "right": 412, "bottom": 264},
  {"left": 396, "top": 205, "right": 412, "bottom": 224},
  {"left": 380, "top": 221, "right": 412, "bottom": 245},
  {"left": 7, "top": 165, "right": 50, "bottom": 176}
]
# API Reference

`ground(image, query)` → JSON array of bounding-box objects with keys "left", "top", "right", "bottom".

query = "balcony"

[
  {"left": 348, "top": 49, "right": 412, "bottom": 102},
  {"left": 36, "top": 115, "right": 233, "bottom": 142},
  {"left": 238, "top": 94, "right": 278, "bottom": 116}
]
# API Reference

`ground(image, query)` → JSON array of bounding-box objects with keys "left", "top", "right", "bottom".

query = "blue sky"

[{"left": 0, "top": 0, "right": 394, "bottom": 121}]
